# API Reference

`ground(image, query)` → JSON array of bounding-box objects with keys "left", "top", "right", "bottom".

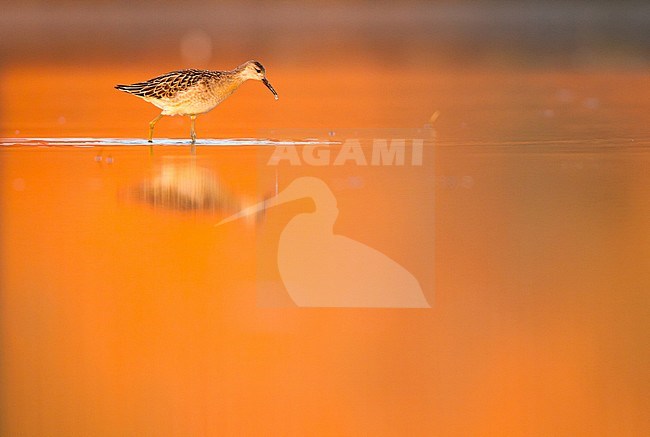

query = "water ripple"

[{"left": 0, "top": 137, "right": 341, "bottom": 147}]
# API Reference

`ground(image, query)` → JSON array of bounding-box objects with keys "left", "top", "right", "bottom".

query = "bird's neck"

[
  {"left": 208, "top": 71, "right": 247, "bottom": 98},
  {"left": 232, "top": 68, "right": 254, "bottom": 83}
]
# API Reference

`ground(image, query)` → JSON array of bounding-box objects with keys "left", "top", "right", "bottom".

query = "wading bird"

[{"left": 115, "top": 60, "right": 278, "bottom": 144}]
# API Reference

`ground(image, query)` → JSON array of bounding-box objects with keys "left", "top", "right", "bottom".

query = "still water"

[{"left": 1, "top": 66, "right": 649, "bottom": 435}]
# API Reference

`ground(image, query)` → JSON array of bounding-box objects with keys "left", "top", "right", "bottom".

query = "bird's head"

[{"left": 238, "top": 60, "right": 278, "bottom": 100}]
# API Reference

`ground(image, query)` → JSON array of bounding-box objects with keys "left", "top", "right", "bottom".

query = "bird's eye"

[{"left": 255, "top": 69, "right": 262, "bottom": 74}]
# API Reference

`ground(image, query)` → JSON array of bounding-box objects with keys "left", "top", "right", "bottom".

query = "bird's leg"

[
  {"left": 189, "top": 114, "right": 197, "bottom": 145},
  {"left": 148, "top": 113, "right": 164, "bottom": 143}
]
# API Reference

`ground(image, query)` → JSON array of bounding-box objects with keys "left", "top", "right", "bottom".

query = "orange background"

[{"left": 2, "top": 1, "right": 650, "bottom": 435}]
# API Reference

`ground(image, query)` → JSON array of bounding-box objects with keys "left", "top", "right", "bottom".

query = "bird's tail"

[{"left": 115, "top": 84, "right": 145, "bottom": 95}]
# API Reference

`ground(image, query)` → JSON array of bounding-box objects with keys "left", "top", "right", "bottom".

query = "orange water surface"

[{"left": 1, "top": 59, "right": 649, "bottom": 436}]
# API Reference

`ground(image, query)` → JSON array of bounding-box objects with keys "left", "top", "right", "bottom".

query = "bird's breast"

[
  {"left": 148, "top": 79, "right": 241, "bottom": 116},
  {"left": 210, "top": 79, "right": 242, "bottom": 101}
]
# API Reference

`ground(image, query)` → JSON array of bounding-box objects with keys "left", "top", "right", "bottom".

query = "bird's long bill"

[
  {"left": 216, "top": 198, "right": 271, "bottom": 226},
  {"left": 217, "top": 186, "right": 297, "bottom": 226},
  {"left": 263, "top": 78, "right": 279, "bottom": 100}
]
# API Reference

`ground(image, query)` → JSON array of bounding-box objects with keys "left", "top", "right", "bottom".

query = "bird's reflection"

[{"left": 128, "top": 158, "right": 244, "bottom": 215}]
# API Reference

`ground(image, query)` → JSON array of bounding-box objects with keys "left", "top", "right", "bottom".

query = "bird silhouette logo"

[{"left": 218, "top": 176, "right": 430, "bottom": 308}]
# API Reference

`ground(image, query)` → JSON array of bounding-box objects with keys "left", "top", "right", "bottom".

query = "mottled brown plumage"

[
  {"left": 116, "top": 69, "right": 219, "bottom": 99},
  {"left": 115, "top": 61, "right": 278, "bottom": 144}
]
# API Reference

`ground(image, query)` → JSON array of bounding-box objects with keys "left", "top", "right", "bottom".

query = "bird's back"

[{"left": 115, "top": 69, "right": 223, "bottom": 100}]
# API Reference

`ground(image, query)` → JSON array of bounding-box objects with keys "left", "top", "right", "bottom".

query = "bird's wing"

[{"left": 115, "top": 69, "right": 210, "bottom": 99}]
